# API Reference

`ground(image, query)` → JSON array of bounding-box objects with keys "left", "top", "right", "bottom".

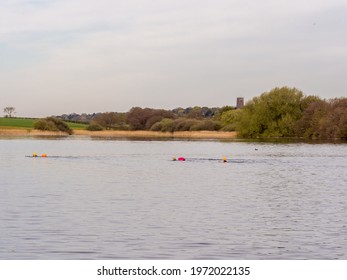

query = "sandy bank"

[{"left": 0, "top": 128, "right": 237, "bottom": 139}]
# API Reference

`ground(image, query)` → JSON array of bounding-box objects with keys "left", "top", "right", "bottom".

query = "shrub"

[
  {"left": 190, "top": 120, "right": 221, "bottom": 131},
  {"left": 86, "top": 123, "right": 104, "bottom": 131},
  {"left": 221, "top": 124, "right": 236, "bottom": 131},
  {"left": 34, "top": 119, "right": 53, "bottom": 131},
  {"left": 145, "top": 115, "right": 163, "bottom": 130},
  {"left": 34, "top": 117, "right": 73, "bottom": 135},
  {"left": 150, "top": 121, "right": 162, "bottom": 131},
  {"left": 173, "top": 119, "right": 199, "bottom": 131},
  {"left": 160, "top": 118, "right": 175, "bottom": 132}
]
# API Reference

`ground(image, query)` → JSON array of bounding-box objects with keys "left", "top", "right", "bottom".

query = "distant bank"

[{"left": 0, "top": 128, "right": 237, "bottom": 139}]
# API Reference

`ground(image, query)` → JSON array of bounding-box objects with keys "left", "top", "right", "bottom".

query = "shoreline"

[{"left": 0, "top": 128, "right": 238, "bottom": 139}]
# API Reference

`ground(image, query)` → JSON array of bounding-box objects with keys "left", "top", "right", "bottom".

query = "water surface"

[{"left": 0, "top": 137, "right": 346, "bottom": 259}]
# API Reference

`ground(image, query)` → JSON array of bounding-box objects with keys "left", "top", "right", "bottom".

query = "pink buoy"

[{"left": 178, "top": 157, "right": 186, "bottom": 161}]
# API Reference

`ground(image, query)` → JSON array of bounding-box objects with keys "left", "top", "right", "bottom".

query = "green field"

[
  {"left": 0, "top": 117, "right": 35, "bottom": 129},
  {"left": 64, "top": 121, "right": 88, "bottom": 130},
  {"left": 0, "top": 117, "right": 88, "bottom": 130}
]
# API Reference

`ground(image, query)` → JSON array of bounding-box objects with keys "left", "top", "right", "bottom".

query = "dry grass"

[
  {"left": 0, "top": 129, "right": 69, "bottom": 136},
  {"left": 174, "top": 131, "right": 237, "bottom": 139},
  {"left": 0, "top": 128, "right": 237, "bottom": 139},
  {"left": 74, "top": 130, "right": 237, "bottom": 139}
]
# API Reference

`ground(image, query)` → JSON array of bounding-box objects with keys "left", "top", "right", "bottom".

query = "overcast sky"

[{"left": 1, "top": 0, "right": 346, "bottom": 117}]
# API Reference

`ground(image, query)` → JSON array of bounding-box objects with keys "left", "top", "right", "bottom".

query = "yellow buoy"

[
  {"left": 33, "top": 153, "right": 37, "bottom": 157},
  {"left": 223, "top": 157, "right": 227, "bottom": 163}
]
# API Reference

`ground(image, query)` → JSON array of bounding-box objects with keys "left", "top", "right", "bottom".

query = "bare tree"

[
  {"left": 3, "top": 107, "right": 16, "bottom": 118},
  {"left": 93, "top": 112, "right": 127, "bottom": 130}
]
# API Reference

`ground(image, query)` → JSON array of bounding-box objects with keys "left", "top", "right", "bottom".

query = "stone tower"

[{"left": 236, "top": 97, "right": 244, "bottom": 108}]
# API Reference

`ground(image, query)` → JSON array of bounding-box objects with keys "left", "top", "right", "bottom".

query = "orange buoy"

[{"left": 41, "top": 153, "right": 47, "bottom": 157}]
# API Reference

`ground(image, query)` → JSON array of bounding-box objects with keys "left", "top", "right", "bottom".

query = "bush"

[
  {"left": 145, "top": 115, "right": 163, "bottom": 130},
  {"left": 173, "top": 119, "right": 199, "bottom": 131},
  {"left": 34, "top": 117, "right": 73, "bottom": 135},
  {"left": 150, "top": 121, "right": 162, "bottom": 131},
  {"left": 86, "top": 123, "right": 104, "bottom": 131},
  {"left": 160, "top": 118, "right": 175, "bottom": 132},
  {"left": 190, "top": 120, "right": 221, "bottom": 131},
  {"left": 221, "top": 124, "right": 236, "bottom": 131},
  {"left": 34, "top": 119, "right": 55, "bottom": 131},
  {"left": 150, "top": 118, "right": 221, "bottom": 132}
]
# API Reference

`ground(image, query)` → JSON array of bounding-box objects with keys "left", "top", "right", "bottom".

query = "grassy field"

[
  {"left": 0, "top": 117, "right": 35, "bottom": 129},
  {"left": 64, "top": 121, "right": 88, "bottom": 130},
  {"left": 0, "top": 117, "right": 88, "bottom": 130}
]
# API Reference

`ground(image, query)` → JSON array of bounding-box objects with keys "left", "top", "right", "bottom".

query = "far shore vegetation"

[
  {"left": 1, "top": 87, "right": 346, "bottom": 139},
  {"left": 0, "top": 116, "right": 87, "bottom": 131}
]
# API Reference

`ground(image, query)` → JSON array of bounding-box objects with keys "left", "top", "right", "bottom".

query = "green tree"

[
  {"left": 235, "top": 87, "right": 315, "bottom": 137},
  {"left": 220, "top": 109, "right": 242, "bottom": 131},
  {"left": 213, "top": 106, "right": 234, "bottom": 121}
]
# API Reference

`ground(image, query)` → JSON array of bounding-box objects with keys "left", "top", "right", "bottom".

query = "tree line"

[
  {"left": 60, "top": 106, "right": 225, "bottom": 132},
  {"left": 52, "top": 87, "right": 346, "bottom": 139},
  {"left": 229, "top": 87, "right": 346, "bottom": 139}
]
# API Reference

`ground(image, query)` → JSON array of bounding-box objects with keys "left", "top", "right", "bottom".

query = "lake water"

[{"left": 0, "top": 137, "right": 346, "bottom": 259}]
